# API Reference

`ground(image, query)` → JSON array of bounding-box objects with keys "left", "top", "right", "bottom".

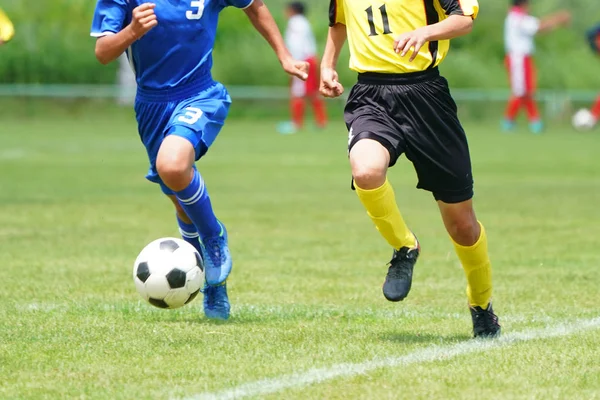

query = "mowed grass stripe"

[{"left": 185, "top": 317, "right": 600, "bottom": 400}]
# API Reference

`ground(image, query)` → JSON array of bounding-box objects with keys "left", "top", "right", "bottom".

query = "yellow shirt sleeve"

[
  {"left": 328, "top": 0, "right": 346, "bottom": 26},
  {"left": 0, "top": 8, "right": 15, "bottom": 42},
  {"left": 438, "top": 0, "right": 479, "bottom": 20}
]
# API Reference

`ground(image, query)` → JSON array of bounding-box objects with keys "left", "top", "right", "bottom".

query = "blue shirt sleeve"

[
  {"left": 90, "top": 0, "right": 128, "bottom": 37},
  {"left": 220, "top": 0, "right": 254, "bottom": 10}
]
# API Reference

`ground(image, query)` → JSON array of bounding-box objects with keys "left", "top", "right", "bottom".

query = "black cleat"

[
  {"left": 470, "top": 303, "right": 501, "bottom": 338},
  {"left": 382, "top": 243, "right": 420, "bottom": 302}
]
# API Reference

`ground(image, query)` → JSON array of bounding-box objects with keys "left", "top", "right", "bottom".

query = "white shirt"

[
  {"left": 285, "top": 14, "right": 317, "bottom": 61},
  {"left": 504, "top": 8, "right": 540, "bottom": 56}
]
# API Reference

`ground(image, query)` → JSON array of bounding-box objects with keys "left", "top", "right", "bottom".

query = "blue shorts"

[{"left": 134, "top": 82, "right": 231, "bottom": 195}]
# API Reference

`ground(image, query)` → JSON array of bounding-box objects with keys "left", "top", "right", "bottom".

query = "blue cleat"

[
  {"left": 201, "top": 221, "right": 232, "bottom": 286},
  {"left": 203, "top": 283, "right": 230, "bottom": 320},
  {"left": 529, "top": 120, "right": 544, "bottom": 134},
  {"left": 501, "top": 119, "right": 516, "bottom": 132}
]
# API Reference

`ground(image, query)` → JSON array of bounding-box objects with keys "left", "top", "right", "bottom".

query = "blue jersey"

[{"left": 91, "top": 0, "right": 252, "bottom": 97}]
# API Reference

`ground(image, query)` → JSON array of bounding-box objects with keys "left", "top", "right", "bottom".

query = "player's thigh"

[
  {"left": 167, "top": 83, "right": 232, "bottom": 161},
  {"left": 401, "top": 76, "right": 474, "bottom": 203},
  {"left": 506, "top": 54, "right": 528, "bottom": 97},
  {"left": 345, "top": 83, "right": 405, "bottom": 169},
  {"left": 134, "top": 100, "right": 181, "bottom": 194},
  {"left": 291, "top": 77, "right": 306, "bottom": 98},
  {"left": 304, "top": 57, "right": 319, "bottom": 96}
]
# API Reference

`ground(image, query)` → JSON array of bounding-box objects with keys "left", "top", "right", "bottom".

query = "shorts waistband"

[
  {"left": 357, "top": 68, "right": 439, "bottom": 85},
  {"left": 136, "top": 74, "right": 215, "bottom": 102}
]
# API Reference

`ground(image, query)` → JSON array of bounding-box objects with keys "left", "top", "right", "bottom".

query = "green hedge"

[{"left": 0, "top": 0, "right": 598, "bottom": 88}]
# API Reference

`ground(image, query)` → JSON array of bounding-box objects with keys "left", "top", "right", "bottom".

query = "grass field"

[{"left": 1, "top": 104, "right": 600, "bottom": 399}]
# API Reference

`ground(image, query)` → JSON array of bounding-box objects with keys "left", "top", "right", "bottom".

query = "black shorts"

[{"left": 345, "top": 68, "right": 473, "bottom": 204}]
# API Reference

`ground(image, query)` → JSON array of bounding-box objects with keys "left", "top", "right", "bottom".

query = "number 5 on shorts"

[{"left": 178, "top": 107, "right": 203, "bottom": 125}]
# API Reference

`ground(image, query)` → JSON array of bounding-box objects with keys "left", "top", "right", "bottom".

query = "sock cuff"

[
  {"left": 176, "top": 215, "right": 199, "bottom": 238},
  {"left": 452, "top": 221, "right": 486, "bottom": 251},
  {"left": 176, "top": 170, "right": 205, "bottom": 205},
  {"left": 354, "top": 178, "right": 390, "bottom": 198}
]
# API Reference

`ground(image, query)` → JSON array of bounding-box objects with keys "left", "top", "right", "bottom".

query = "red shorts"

[
  {"left": 291, "top": 56, "right": 319, "bottom": 97},
  {"left": 505, "top": 54, "right": 537, "bottom": 97}
]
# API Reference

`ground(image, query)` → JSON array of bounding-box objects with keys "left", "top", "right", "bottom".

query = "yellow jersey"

[
  {"left": 0, "top": 8, "right": 14, "bottom": 43},
  {"left": 329, "top": 0, "right": 478, "bottom": 74}
]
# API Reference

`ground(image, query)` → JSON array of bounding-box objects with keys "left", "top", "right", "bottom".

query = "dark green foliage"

[{"left": 0, "top": 0, "right": 598, "bottom": 88}]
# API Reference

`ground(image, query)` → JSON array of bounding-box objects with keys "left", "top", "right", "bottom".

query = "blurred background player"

[
  {"left": 91, "top": 0, "right": 308, "bottom": 320},
  {"left": 277, "top": 2, "right": 327, "bottom": 134},
  {"left": 502, "top": 0, "right": 570, "bottom": 134},
  {"left": 585, "top": 22, "right": 600, "bottom": 126},
  {"left": 0, "top": 7, "right": 14, "bottom": 46}
]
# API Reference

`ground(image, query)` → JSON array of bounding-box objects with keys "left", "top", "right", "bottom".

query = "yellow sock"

[
  {"left": 355, "top": 179, "right": 416, "bottom": 250},
  {"left": 452, "top": 222, "right": 492, "bottom": 309}
]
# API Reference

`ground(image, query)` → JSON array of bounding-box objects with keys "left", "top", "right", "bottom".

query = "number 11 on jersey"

[{"left": 366, "top": 4, "right": 392, "bottom": 36}]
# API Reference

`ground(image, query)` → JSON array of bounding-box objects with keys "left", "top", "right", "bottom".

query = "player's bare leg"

[
  {"left": 157, "top": 136, "right": 231, "bottom": 320},
  {"left": 350, "top": 139, "right": 419, "bottom": 302},
  {"left": 438, "top": 200, "right": 500, "bottom": 337}
]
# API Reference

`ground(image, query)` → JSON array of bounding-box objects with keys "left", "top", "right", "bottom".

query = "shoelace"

[
  {"left": 387, "top": 249, "right": 416, "bottom": 279},
  {"left": 473, "top": 308, "right": 498, "bottom": 331},
  {"left": 204, "top": 286, "right": 226, "bottom": 308},
  {"left": 203, "top": 236, "right": 226, "bottom": 266}
]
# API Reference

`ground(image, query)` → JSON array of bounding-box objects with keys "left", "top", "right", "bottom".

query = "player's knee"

[
  {"left": 447, "top": 215, "right": 480, "bottom": 246},
  {"left": 349, "top": 140, "right": 389, "bottom": 189},
  {"left": 157, "top": 154, "right": 193, "bottom": 191},
  {"left": 156, "top": 136, "right": 195, "bottom": 191},
  {"left": 352, "top": 164, "right": 386, "bottom": 189}
]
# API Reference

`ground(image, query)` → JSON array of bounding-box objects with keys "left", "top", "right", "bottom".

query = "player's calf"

[{"left": 158, "top": 135, "right": 232, "bottom": 285}]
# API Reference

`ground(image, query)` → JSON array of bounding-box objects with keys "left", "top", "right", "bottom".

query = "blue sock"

[
  {"left": 175, "top": 170, "right": 221, "bottom": 240},
  {"left": 176, "top": 215, "right": 202, "bottom": 254}
]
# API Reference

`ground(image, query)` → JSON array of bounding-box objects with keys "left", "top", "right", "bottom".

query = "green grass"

[{"left": 1, "top": 104, "right": 600, "bottom": 399}]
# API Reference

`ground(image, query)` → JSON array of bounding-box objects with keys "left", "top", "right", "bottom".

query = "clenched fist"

[{"left": 130, "top": 3, "right": 158, "bottom": 39}]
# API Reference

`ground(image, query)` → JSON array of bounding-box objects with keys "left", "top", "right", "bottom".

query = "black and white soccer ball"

[{"left": 133, "top": 238, "right": 204, "bottom": 309}]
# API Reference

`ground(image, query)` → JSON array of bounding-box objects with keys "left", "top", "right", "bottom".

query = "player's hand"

[
  {"left": 281, "top": 58, "right": 309, "bottom": 80},
  {"left": 394, "top": 27, "right": 430, "bottom": 62},
  {"left": 557, "top": 10, "right": 571, "bottom": 26},
  {"left": 320, "top": 67, "right": 344, "bottom": 98},
  {"left": 130, "top": 3, "right": 158, "bottom": 39}
]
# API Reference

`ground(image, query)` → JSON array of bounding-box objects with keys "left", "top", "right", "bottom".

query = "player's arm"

[
  {"left": 537, "top": 11, "right": 570, "bottom": 33},
  {"left": 93, "top": 2, "right": 157, "bottom": 65},
  {"left": 243, "top": 0, "right": 308, "bottom": 80},
  {"left": 394, "top": 0, "right": 479, "bottom": 61},
  {"left": 0, "top": 8, "right": 15, "bottom": 45},
  {"left": 320, "top": 23, "right": 346, "bottom": 98}
]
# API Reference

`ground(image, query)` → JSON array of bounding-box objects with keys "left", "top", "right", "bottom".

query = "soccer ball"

[
  {"left": 572, "top": 108, "right": 596, "bottom": 131},
  {"left": 133, "top": 238, "right": 204, "bottom": 309}
]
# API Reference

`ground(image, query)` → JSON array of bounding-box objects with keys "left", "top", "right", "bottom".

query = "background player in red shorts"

[
  {"left": 586, "top": 22, "right": 600, "bottom": 125},
  {"left": 277, "top": 2, "right": 327, "bottom": 134},
  {"left": 502, "top": 0, "right": 570, "bottom": 134}
]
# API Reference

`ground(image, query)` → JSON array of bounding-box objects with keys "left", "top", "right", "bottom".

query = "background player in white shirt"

[
  {"left": 503, "top": 0, "right": 570, "bottom": 134},
  {"left": 278, "top": 2, "right": 327, "bottom": 134}
]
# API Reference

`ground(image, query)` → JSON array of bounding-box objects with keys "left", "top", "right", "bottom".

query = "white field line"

[{"left": 182, "top": 317, "right": 600, "bottom": 400}]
